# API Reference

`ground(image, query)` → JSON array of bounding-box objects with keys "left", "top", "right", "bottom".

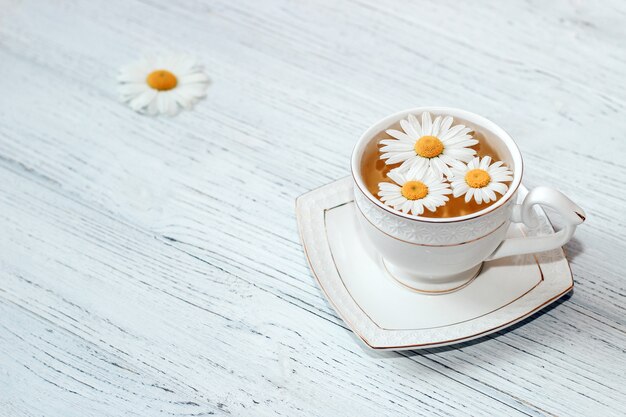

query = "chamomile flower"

[
  {"left": 450, "top": 156, "right": 514, "bottom": 204},
  {"left": 118, "top": 54, "right": 210, "bottom": 116},
  {"left": 378, "top": 165, "right": 452, "bottom": 216},
  {"left": 380, "top": 112, "right": 478, "bottom": 178}
]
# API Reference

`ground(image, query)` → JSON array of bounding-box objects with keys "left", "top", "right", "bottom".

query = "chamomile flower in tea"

[
  {"left": 379, "top": 112, "right": 478, "bottom": 178},
  {"left": 450, "top": 156, "right": 513, "bottom": 204},
  {"left": 378, "top": 165, "right": 452, "bottom": 216}
]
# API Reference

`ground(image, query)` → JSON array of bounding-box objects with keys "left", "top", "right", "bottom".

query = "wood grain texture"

[{"left": 0, "top": 0, "right": 624, "bottom": 415}]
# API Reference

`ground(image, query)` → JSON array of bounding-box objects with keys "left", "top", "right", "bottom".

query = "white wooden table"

[{"left": 1, "top": 1, "right": 625, "bottom": 415}]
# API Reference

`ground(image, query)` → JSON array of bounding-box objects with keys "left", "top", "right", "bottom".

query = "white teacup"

[{"left": 351, "top": 107, "right": 585, "bottom": 294}]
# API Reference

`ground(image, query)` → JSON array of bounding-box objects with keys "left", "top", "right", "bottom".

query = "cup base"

[{"left": 383, "top": 261, "right": 483, "bottom": 295}]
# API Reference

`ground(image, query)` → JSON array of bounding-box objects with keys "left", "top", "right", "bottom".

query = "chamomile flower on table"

[
  {"left": 118, "top": 54, "right": 210, "bottom": 116},
  {"left": 450, "top": 156, "right": 514, "bottom": 204},
  {"left": 380, "top": 112, "right": 478, "bottom": 178},
  {"left": 378, "top": 165, "right": 452, "bottom": 216}
]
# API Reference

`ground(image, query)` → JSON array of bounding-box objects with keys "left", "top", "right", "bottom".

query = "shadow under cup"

[{"left": 350, "top": 107, "right": 523, "bottom": 294}]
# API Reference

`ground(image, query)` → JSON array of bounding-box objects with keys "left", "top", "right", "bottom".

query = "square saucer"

[{"left": 296, "top": 177, "right": 573, "bottom": 350}]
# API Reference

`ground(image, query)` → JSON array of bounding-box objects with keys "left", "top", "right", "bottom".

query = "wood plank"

[
  {"left": 1, "top": 167, "right": 540, "bottom": 416},
  {"left": 0, "top": 0, "right": 625, "bottom": 415}
]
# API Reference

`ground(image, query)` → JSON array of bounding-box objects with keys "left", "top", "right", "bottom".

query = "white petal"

[
  {"left": 383, "top": 151, "right": 415, "bottom": 165},
  {"left": 169, "top": 55, "right": 199, "bottom": 75},
  {"left": 421, "top": 112, "right": 432, "bottom": 135},
  {"left": 401, "top": 157, "right": 427, "bottom": 173},
  {"left": 146, "top": 97, "right": 159, "bottom": 116},
  {"left": 179, "top": 72, "right": 210, "bottom": 85},
  {"left": 400, "top": 118, "right": 420, "bottom": 139},
  {"left": 407, "top": 114, "right": 422, "bottom": 137},
  {"left": 439, "top": 159, "right": 453, "bottom": 178},
  {"left": 380, "top": 143, "right": 414, "bottom": 152},
  {"left": 397, "top": 158, "right": 415, "bottom": 171},
  {"left": 427, "top": 182, "right": 450, "bottom": 191},
  {"left": 177, "top": 84, "right": 208, "bottom": 98},
  {"left": 118, "top": 63, "right": 151, "bottom": 82},
  {"left": 428, "top": 160, "right": 442, "bottom": 179},
  {"left": 171, "top": 89, "right": 195, "bottom": 109},
  {"left": 386, "top": 129, "right": 412, "bottom": 141},
  {"left": 452, "top": 187, "right": 465, "bottom": 198},
  {"left": 437, "top": 153, "right": 456, "bottom": 166},
  {"left": 448, "top": 139, "right": 479, "bottom": 148},
  {"left": 475, "top": 189, "right": 483, "bottom": 204},
  {"left": 387, "top": 169, "right": 406, "bottom": 185},
  {"left": 119, "top": 83, "right": 150, "bottom": 98},
  {"left": 443, "top": 134, "right": 475, "bottom": 146},
  {"left": 438, "top": 116, "right": 453, "bottom": 135},
  {"left": 129, "top": 89, "right": 157, "bottom": 111},
  {"left": 491, "top": 174, "right": 513, "bottom": 183},
  {"left": 488, "top": 166, "right": 512, "bottom": 175},
  {"left": 165, "top": 95, "right": 179, "bottom": 116},
  {"left": 380, "top": 139, "right": 407, "bottom": 146},
  {"left": 379, "top": 189, "right": 402, "bottom": 197},
  {"left": 449, "top": 158, "right": 468, "bottom": 172},
  {"left": 438, "top": 125, "right": 465, "bottom": 141},
  {"left": 156, "top": 93, "right": 168, "bottom": 114},
  {"left": 406, "top": 163, "right": 428, "bottom": 180},
  {"left": 423, "top": 169, "right": 440, "bottom": 184},
  {"left": 387, "top": 197, "right": 406, "bottom": 207},
  {"left": 431, "top": 116, "right": 442, "bottom": 137},
  {"left": 379, "top": 182, "right": 399, "bottom": 190},
  {"left": 445, "top": 148, "right": 477, "bottom": 159},
  {"left": 412, "top": 201, "right": 424, "bottom": 215},
  {"left": 489, "top": 182, "right": 508, "bottom": 195},
  {"left": 423, "top": 200, "right": 437, "bottom": 212}
]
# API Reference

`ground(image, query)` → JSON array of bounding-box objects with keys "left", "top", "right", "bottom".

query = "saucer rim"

[
  {"left": 296, "top": 176, "right": 574, "bottom": 350},
  {"left": 325, "top": 203, "right": 546, "bottom": 329}
]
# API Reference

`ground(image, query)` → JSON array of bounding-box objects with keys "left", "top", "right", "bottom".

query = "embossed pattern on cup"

[{"left": 354, "top": 185, "right": 515, "bottom": 245}]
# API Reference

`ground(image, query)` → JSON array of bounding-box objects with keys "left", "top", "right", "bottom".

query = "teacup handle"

[{"left": 486, "top": 187, "right": 585, "bottom": 261}]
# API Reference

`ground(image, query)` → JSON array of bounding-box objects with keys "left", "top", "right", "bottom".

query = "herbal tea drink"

[
  {"left": 359, "top": 114, "right": 512, "bottom": 218},
  {"left": 350, "top": 107, "right": 585, "bottom": 293}
]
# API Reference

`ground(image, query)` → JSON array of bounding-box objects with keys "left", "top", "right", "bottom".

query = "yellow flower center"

[
  {"left": 146, "top": 70, "right": 178, "bottom": 91},
  {"left": 414, "top": 136, "right": 444, "bottom": 158},
  {"left": 465, "top": 169, "right": 491, "bottom": 188},
  {"left": 401, "top": 181, "right": 429, "bottom": 200}
]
